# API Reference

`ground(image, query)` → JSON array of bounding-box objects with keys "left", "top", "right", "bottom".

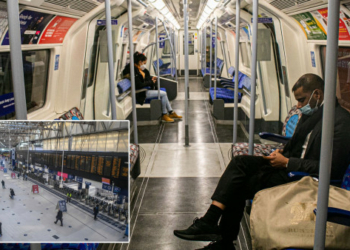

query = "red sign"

[
  {"left": 32, "top": 185, "right": 39, "bottom": 194},
  {"left": 57, "top": 171, "right": 68, "bottom": 179},
  {"left": 11, "top": 172, "right": 16, "bottom": 179},
  {"left": 318, "top": 8, "right": 350, "bottom": 40},
  {"left": 39, "top": 16, "right": 77, "bottom": 44},
  {"left": 0, "top": 166, "right": 3, "bottom": 171},
  {"left": 102, "top": 177, "right": 110, "bottom": 184}
]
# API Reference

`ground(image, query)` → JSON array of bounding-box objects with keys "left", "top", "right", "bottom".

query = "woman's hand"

[{"left": 152, "top": 76, "right": 157, "bottom": 83}]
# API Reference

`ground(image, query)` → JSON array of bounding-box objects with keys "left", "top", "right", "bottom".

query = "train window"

[
  {"left": 0, "top": 50, "right": 49, "bottom": 119},
  {"left": 240, "top": 43, "right": 250, "bottom": 68},
  {"left": 183, "top": 33, "right": 195, "bottom": 55},
  {"left": 163, "top": 40, "right": 171, "bottom": 55},
  {"left": 321, "top": 46, "right": 350, "bottom": 112}
]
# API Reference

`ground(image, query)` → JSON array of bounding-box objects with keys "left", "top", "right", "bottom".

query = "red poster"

[
  {"left": 57, "top": 171, "right": 68, "bottom": 178},
  {"left": 318, "top": 8, "right": 350, "bottom": 40},
  {"left": 39, "top": 16, "right": 77, "bottom": 44},
  {"left": 32, "top": 185, "right": 39, "bottom": 194},
  {"left": 102, "top": 177, "right": 110, "bottom": 184},
  {"left": 11, "top": 172, "right": 16, "bottom": 179}
]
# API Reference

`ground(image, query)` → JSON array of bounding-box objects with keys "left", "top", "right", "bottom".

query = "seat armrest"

[
  {"left": 314, "top": 207, "right": 350, "bottom": 227},
  {"left": 259, "top": 132, "right": 291, "bottom": 144}
]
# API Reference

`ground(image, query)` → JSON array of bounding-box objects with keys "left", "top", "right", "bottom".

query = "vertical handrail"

[
  {"left": 184, "top": 0, "right": 189, "bottom": 146},
  {"left": 209, "top": 23, "right": 213, "bottom": 89},
  {"left": 155, "top": 17, "right": 161, "bottom": 100},
  {"left": 204, "top": 26, "right": 207, "bottom": 75},
  {"left": 314, "top": 1, "right": 340, "bottom": 249},
  {"left": 105, "top": 0, "right": 117, "bottom": 120},
  {"left": 233, "top": 0, "right": 241, "bottom": 144},
  {"left": 128, "top": 0, "right": 138, "bottom": 144},
  {"left": 161, "top": 22, "right": 176, "bottom": 80},
  {"left": 7, "top": 0, "right": 27, "bottom": 120},
  {"left": 214, "top": 17, "right": 218, "bottom": 100},
  {"left": 248, "top": 0, "right": 258, "bottom": 155},
  {"left": 174, "top": 30, "right": 178, "bottom": 81}
]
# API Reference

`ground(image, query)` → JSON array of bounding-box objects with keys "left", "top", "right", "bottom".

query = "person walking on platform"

[
  {"left": 0, "top": 221, "right": 2, "bottom": 237},
  {"left": 174, "top": 74, "right": 350, "bottom": 250},
  {"left": 67, "top": 193, "right": 72, "bottom": 203},
  {"left": 1, "top": 180, "right": 5, "bottom": 189},
  {"left": 93, "top": 204, "right": 99, "bottom": 220},
  {"left": 9, "top": 188, "right": 15, "bottom": 199},
  {"left": 54, "top": 209, "right": 63, "bottom": 226}
]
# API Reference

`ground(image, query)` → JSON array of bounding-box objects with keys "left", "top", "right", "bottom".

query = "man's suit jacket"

[{"left": 285, "top": 105, "right": 350, "bottom": 180}]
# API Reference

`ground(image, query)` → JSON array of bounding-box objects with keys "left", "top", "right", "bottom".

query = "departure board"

[
  {"left": 91, "top": 155, "right": 97, "bottom": 174},
  {"left": 75, "top": 155, "right": 80, "bottom": 170},
  {"left": 104, "top": 156, "right": 112, "bottom": 177},
  {"left": 80, "top": 156, "right": 86, "bottom": 171},
  {"left": 70, "top": 155, "right": 75, "bottom": 169},
  {"left": 85, "top": 156, "right": 91, "bottom": 172},
  {"left": 67, "top": 155, "right": 71, "bottom": 169},
  {"left": 111, "top": 156, "right": 121, "bottom": 179},
  {"left": 63, "top": 155, "right": 67, "bottom": 168},
  {"left": 58, "top": 155, "right": 62, "bottom": 166},
  {"left": 97, "top": 156, "right": 104, "bottom": 175}
]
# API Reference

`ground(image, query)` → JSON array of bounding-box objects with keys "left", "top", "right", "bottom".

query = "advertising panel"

[
  {"left": 2, "top": 10, "right": 55, "bottom": 45},
  {"left": 39, "top": 16, "right": 77, "bottom": 44},
  {"left": 292, "top": 12, "right": 327, "bottom": 40}
]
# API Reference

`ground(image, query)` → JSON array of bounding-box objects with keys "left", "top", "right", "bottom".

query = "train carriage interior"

[{"left": 1, "top": 0, "right": 350, "bottom": 249}]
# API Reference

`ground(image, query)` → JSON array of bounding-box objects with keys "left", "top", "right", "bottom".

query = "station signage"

[
  {"left": 113, "top": 186, "right": 121, "bottom": 194},
  {"left": 76, "top": 176, "right": 83, "bottom": 183},
  {"left": 57, "top": 200, "right": 67, "bottom": 212},
  {"left": 102, "top": 177, "right": 110, "bottom": 184},
  {"left": 0, "top": 92, "right": 15, "bottom": 117},
  {"left": 32, "top": 185, "right": 39, "bottom": 194},
  {"left": 96, "top": 19, "right": 118, "bottom": 26},
  {"left": 102, "top": 183, "right": 112, "bottom": 191},
  {"left": 11, "top": 172, "right": 16, "bottom": 179}
]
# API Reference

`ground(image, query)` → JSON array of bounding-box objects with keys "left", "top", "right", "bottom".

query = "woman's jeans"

[{"left": 145, "top": 90, "right": 172, "bottom": 114}]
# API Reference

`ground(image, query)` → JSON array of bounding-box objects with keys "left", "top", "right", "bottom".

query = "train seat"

[
  {"left": 153, "top": 59, "right": 172, "bottom": 76},
  {"left": 232, "top": 106, "right": 302, "bottom": 157},
  {"left": 201, "top": 58, "right": 225, "bottom": 77},
  {"left": 209, "top": 71, "right": 250, "bottom": 103}
]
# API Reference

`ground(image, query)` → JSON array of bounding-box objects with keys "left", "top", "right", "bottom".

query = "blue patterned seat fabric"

[
  {"left": 209, "top": 87, "right": 242, "bottom": 103},
  {"left": 341, "top": 164, "right": 350, "bottom": 191},
  {"left": 117, "top": 78, "right": 131, "bottom": 94}
]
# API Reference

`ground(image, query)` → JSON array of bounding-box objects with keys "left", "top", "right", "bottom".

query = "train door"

[{"left": 180, "top": 30, "right": 198, "bottom": 75}]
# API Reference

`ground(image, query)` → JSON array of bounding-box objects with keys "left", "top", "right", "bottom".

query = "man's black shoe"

[
  {"left": 173, "top": 218, "right": 222, "bottom": 241},
  {"left": 195, "top": 240, "right": 236, "bottom": 250}
]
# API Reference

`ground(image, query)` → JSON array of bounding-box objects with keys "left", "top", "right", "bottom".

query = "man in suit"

[
  {"left": 174, "top": 74, "right": 350, "bottom": 250},
  {"left": 54, "top": 209, "right": 63, "bottom": 226}
]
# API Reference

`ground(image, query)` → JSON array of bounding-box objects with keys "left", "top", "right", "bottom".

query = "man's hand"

[{"left": 262, "top": 149, "right": 289, "bottom": 168}]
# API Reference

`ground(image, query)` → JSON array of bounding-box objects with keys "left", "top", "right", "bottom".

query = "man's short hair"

[{"left": 292, "top": 74, "right": 324, "bottom": 93}]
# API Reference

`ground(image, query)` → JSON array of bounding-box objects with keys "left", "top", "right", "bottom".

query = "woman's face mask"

[
  {"left": 300, "top": 89, "right": 319, "bottom": 116},
  {"left": 140, "top": 64, "right": 146, "bottom": 70}
]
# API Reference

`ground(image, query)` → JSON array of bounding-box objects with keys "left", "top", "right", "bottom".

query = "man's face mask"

[{"left": 300, "top": 89, "right": 319, "bottom": 116}]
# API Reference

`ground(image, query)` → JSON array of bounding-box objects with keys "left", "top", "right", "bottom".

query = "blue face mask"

[{"left": 299, "top": 90, "right": 319, "bottom": 116}]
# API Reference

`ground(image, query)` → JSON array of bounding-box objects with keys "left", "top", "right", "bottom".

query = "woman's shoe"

[
  {"left": 169, "top": 112, "right": 182, "bottom": 119},
  {"left": 162, "top": 114, "right": 174, "bottom": 123}
]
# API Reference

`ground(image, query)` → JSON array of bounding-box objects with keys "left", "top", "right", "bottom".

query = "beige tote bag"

[{"left": 250, "top": 176, "right": 350, "bottom": 250}]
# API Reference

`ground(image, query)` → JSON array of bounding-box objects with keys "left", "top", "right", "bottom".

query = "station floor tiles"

[{"left": 0, "top": 171, "right": 127, "bottom": 242}]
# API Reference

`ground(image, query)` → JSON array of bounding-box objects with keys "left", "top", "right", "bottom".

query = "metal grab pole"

[
  {"left": 204, "top": 27, "right": 207, "bottom": 75},
  {"left": 209, "top": 23, "right": 213, "bottom": 89},
  {"left": 248, "top": 0, "right": 258, "bottom": 155},
  {"left": 128, "top": 0, "right": 139, "bottom": 145},
  {"left": 214, "top": 17, "right": 218, "bottom": 100},
  {"left": 155, "top": 17, "right": 161, "bottom": 100},
  {"left": 233, "top": 0, "right": 241, "bottom": 144},
  {"left": 105, "top": 0, "right": 117, "bottom": 120},
  {"left": 161, "top": 22, "right": 176, "bottom": 79},
  {"left": 174, "top": 31, "right": 178, "bottom": 81},
  {"left": 314, "top": 1, "right": 340, "bottom": 249},
  {"left": 7, "top": 0, "right": 27, "bottom": 120},
  {"left": 61, "top": 123, "right": 65, "bottom": 183},
  {"left": 184, "top": 0, "right": 189, "bottom": 146}
]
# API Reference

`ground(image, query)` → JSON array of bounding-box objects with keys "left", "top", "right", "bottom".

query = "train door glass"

[
  {"left": 183, "top": 32, "right": 195, "bottom": 55},
  {"left": 0, "top": 50, "right": 49, "bottom": 120},
  {"left": 240, "top": 42, "right": 251, "bottom": 68},
  {"left": 321, "top": 46, "right": 350, "bottom": 112}
]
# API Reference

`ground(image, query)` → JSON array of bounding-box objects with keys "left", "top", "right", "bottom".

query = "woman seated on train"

[{"left": 122, "top": 52, "right": 182, "bottom": 123}]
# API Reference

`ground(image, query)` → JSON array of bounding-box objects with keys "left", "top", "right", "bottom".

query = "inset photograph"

[{"left": 0, "top": 121, "right": 129, "bottom": 243}]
